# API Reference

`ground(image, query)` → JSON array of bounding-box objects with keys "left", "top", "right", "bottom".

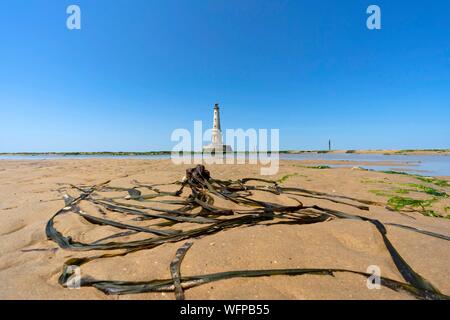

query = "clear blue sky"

[{"left": 0, "top": 0, "right": 449, "bottom": 152}]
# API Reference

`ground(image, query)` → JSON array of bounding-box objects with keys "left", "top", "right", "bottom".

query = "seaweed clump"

[
  {"left": 45, "top": 165, "right": 450, "bottom": 300},
  {"left": 307, "top": 165, "right": 331, "bottom": 169},
  {"left": 387, "top": 196, "right": 439, "bottom": 217}
]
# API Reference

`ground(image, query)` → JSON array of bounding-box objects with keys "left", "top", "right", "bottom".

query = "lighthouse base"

[{"left": 202, "top": 144, "right": 233, "bottom": 153}]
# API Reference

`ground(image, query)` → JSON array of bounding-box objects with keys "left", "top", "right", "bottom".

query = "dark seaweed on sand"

[{"left": 46, "top": 165, "right": 449, "bottom": 300}]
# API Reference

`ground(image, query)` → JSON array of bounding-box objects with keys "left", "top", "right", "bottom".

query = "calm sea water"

[
  {"left": 0, "top": 154, "right": 449, "bottom": 177},
  {"left": 280, "top": 153, "right": 450, "bottom": 177}
]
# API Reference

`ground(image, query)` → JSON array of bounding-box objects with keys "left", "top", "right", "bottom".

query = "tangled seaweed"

[{"left": 46, "top": 165, "right": 450, "bottom": 300}]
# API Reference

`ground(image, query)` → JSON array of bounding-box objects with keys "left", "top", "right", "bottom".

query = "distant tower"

[
  {"left": 203, "top": 103, "right": 233, "bottom": 153},
  {"left": 329, "top": 139, "right": 331, "bottom": 151}
]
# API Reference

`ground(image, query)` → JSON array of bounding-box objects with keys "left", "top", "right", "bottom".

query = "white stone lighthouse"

[{"left": 203, "top": 103, "right": 233, "bottom": 153}]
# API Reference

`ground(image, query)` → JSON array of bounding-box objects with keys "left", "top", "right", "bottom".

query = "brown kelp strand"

[
  {"left": 46, "top": 165, "right": 449, "bottom": 299},
  {"left": 170, "top": 242, "right": 193, "bottom": 300},
  {"left": 90, "top": 199, "right": 219, "bottom": 224},
  {"left": 385, "top": 223, "right": 450, "bottom": 241},
  {"left": 60, "top": 256, "right": 448, "bottom": 300}
]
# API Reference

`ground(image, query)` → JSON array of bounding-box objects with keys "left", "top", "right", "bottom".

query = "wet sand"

[{"left": 0, "top": 159, "right": 449, "bottom": 300}]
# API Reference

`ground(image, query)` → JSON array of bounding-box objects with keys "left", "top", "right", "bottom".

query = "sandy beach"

[{"left": 0, "top": 159, "right": 449, "bottom": 300}]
